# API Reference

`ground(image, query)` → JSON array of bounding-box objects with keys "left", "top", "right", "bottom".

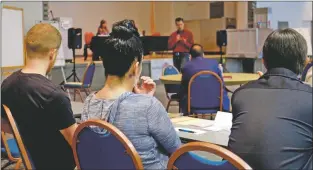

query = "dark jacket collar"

[{"left": 262, "top": 68, "right": 299, "bottom": 80}]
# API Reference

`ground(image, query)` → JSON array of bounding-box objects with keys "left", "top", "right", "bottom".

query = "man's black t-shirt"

[
  {"left": 1, "top": 70, "right": 76, "bottom": 169},
  {"left": 228, "top": 68, "right": 312, "bottom": 169}
]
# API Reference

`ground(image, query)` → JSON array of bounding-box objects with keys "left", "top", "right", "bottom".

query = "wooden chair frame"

[
  {"left": 187, "top": 71, "right": 223, "bottom": 119},
  {"left": 167, "top": 142, "right": 252, "bottom": 170},
  {"left": 162, "top": 65, "right": 180, "bottom": 112},
  {"left": 72, "top": 119, "right": 144, "bottom": 170},
  {"left": 65, "top": 61, "right": 95, "bottom": 102},
  {"left": 1, "top": 132, "right": 23, "bottom": 170},
  {"left": 2, "top": 105, "right": 33, "bottom": 169}
]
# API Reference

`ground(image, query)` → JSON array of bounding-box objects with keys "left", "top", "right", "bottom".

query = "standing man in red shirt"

[{"left": 168, "top": 17, "right": 194, "bottom": 72}]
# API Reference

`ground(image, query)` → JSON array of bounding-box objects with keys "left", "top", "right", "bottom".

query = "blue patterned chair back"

[
  {"left": 82, "top": 62, "right": 96, "bottom": 87},
  {"left": 167, "top": 142, "right": 252, "bottom": 170},
  {"left": 72, "top": 120, "right": 143, "bottom": 170},
  {"left": 188, "top": 71, "right": 223, "bottom": 114},
  {"left": 163, "top": 65, "right": 180, "bottom": 94}
]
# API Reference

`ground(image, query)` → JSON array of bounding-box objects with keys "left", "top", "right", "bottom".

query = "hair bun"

[{"left": 110, "top": 19, "right": 140, "bottom": 40}]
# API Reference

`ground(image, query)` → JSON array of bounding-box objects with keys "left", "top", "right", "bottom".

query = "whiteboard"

[
  {"left": 150, "top": 58, "right": 173, "bottom": 80},
  {"left": 36, "top": 21, "right": 65, "bottom": 67},
  {"left": 1, "top": 6, "right": 25, "bottom": 69},
  {"left": 226, "top": 29, "right": 258, "bottom": 58},
  {"left": 226, "top": 28, "right": 273, "bottom": 58},
  {"left": 57, "top": 17, "right": 73, "bottom": 60},
  {"left": 50, "top": 22, "right": 65, "bottom": 67},
  {"left": 293, "top": 28, "right": 312, "bottom": 56}
]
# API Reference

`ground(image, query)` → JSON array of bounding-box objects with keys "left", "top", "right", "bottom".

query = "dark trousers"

[
  {"left": 84, "top": 44, "right": 100, "bottom": 61},
  {"left": 83, "top": 44, "right": 90, "bottom": 60},
  {"left": 173, "top": 52, "right": 190, "bottom": 72}
]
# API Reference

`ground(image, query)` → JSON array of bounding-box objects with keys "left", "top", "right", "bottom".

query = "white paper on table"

[
  {"left": 175, "top": 127, "right": 206, "bottom": 135},
  {"left": 205, "top": 126, "right": 223, "bottom": 132},
  {"left": 204, "top": 111, "right": 232, "bottom": 132},
  {"left": 177, "top": 119, "right": 214, "bottom": 128}
]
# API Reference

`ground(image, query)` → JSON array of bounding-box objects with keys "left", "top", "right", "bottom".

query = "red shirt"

[
  {"left": 84, "top": 32, "right": 94, "bottom": 45},
  {"left": 168, "top": 29, "right": 194, "bottom": 53}
]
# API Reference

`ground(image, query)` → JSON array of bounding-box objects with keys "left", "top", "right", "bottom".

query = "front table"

[
  {"left": 160, "top": 73, "right": 260, "bottom": 86},
  {"left": 71, "top": 104, "right": 230, "bottom": 146},
  {"left": 170, "top": 116, "right": 230, "bottom": 146}
]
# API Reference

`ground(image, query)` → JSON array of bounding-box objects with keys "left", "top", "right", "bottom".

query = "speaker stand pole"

[
  {"left": 219, "top": 46, "right": 229, "bottom": 73},
  {"left": 60, "top": 48, "right": 80, "bottom": 85}
]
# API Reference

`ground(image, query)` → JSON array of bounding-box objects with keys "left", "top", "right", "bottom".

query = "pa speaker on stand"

[
  {"left": 60, "top": 28, "right": 82, "bottom": 85},
  {"left": 216, "top": 30, "right": 228, "bottom": 72}
]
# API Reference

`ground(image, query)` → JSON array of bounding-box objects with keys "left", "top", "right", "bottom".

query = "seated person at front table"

[
  {"left": 228, "top": 28, "right": 312, "bottom": 169},
  {"left": 179, "top": 44, "right": 230, "bottom": 116},
  {"left": 97, "top": 19, "right": 110, "bottom": 36},
  {"left": 1, "top": 23, "right": 77, "bottom": 169},
  {"left": 81, "top": 19, "right": 181, "bottom": 169}
]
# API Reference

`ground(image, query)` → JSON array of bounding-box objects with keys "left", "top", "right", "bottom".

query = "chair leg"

[
  {"left": 166, "top": 99, "right": 171, "bottom": 112},
  {"left": 202, "top": 114, "right": 211, "bottom": 120},
  {"left": 211, "top": 113, "right": 217, "bottom": 120},
  {"left": 84, "top": 88, "right": 89, "bottom": 96},
  {"left": 14, "top": 159, "right": 22, "bottom": 170},
  {"left": 76, "top": 89, "right": 84, "bottom": 102},
  {"left": 73, "top": 89, "right": 76, "bottom": 101}
]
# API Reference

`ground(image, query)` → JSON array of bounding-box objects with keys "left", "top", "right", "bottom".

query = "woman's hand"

[
  {"left": 133, "top": 76, "right": 156, "bottom": 96},
  {"left": 257, "top": 71, "right": 264, "bottom": 77}
]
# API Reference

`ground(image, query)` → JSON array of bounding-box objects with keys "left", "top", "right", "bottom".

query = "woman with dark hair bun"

[{"left": 82, "top": 19, "right": 181, "bottom": 169}]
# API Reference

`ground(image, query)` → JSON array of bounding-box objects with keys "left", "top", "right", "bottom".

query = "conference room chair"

[
  {"left": 301, "top": 61, "right": 313, "bottom": 81},
  {"left": 167, "top": 142, "right": 252, "bottom": 170},
  {"left": 1, "top": 131, "right": 22, "bottom": 169},
  {"left": 162, "top": 65, "right": 181, "bottom": 112},
  {"left": 2, "top": 105, "right": 35, "bottom": 169},
  {"left": 188, "top": 71, "right": 224, "bottom": 120},
  {"left": 64, "top": 62, "right": 96, "bottom": 102},
  {"left": 72, "top": 119, "right": 143, "bottom": 170}
]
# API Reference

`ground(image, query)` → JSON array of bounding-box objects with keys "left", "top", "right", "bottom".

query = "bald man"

[
  {"left": 1, "top": 23, "right": 77, "bottom": 169},
  {"left": 179, "top": 44, "right": 230, "bottom": 117}
]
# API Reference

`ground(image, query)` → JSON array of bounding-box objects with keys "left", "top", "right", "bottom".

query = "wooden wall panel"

[
  {"left": 200, "top": 18, "right": 226, "bottom": 52},
  {"left": 184, "top": 20, "right": 201, "bottom": 44}
]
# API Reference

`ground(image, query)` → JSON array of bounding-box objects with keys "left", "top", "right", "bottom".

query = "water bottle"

[{"left": 218, "top": 64, "right": 223, "bottom": 73}]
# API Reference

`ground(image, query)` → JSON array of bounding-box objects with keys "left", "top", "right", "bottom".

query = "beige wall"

[
  {"left": 155, "top": 2, "right": 175, "bottom": 36},
  {"left": 48, "top": 1, "right": 213, "bottom": 54},
  {"left": 173, "top": 2, "right": 210, "bottom": 20},
  {"left": 49, "top": 2, "right": 151, "bottom": 54},
  {"left": 224, "top": 2, "right": 236, "bottom": 18},
  {"left": 49, "top": 2, "right": 151, "bottom": 34},
  {"left": 236, "top": 2, "right": 248, "bottom": 29},
  {"left": 154, "top": 1, "right": 211, "bottom": 35},
  {"left": 49, "top": 2, "right": 249, "bottom": 54},
  {"left": 49, "top": 1, "right": 247, "bottom": 36},
  {"left": 185, "top": 18, "right": 228, "bottom": 52}
]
